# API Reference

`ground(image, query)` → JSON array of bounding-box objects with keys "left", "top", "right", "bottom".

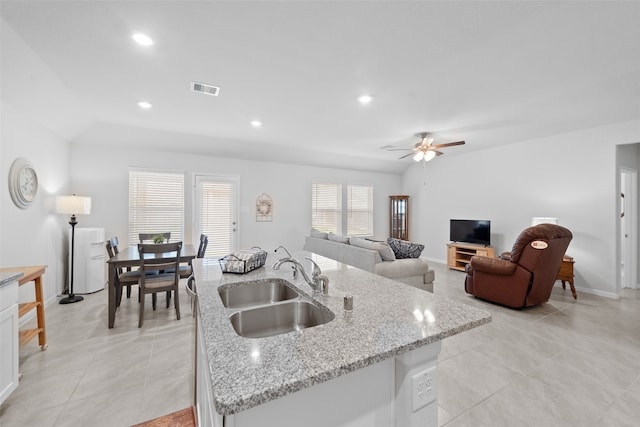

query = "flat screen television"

[{"left": 450, "top": 219, "right": 491, "bottom": 246}]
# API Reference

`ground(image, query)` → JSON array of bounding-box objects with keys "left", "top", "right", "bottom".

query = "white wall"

[
  {"left": 1, "top": 103, "right": 71, "bottom": 303},
  {"left": 70, "top": 144, "right": 402, "bottom": 254},
  {"left": 403, "top": 120, "right": 640, "bottom": 297}
]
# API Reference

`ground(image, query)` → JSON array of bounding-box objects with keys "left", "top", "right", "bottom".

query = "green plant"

[{"left": 152, "top": 234, "right": 165, "bottom": 244}]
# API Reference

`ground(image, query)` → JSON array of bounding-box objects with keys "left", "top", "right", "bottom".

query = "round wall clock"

[{"left": 8, "top": 157, "right": 38, "bottom": 209}]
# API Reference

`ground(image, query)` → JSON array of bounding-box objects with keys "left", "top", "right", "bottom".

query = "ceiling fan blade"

[
  {"left": 431, "top": 141, "right": 465, "bottom": 149},
  {"left": 433, "top": 150, "right": 444, "bottom": 156},
  {"left": 387, "top": 148, "right": 414, "bottom": 151},
  {"left": 398, "top": 152, "right": 414, "bottom": 160}
]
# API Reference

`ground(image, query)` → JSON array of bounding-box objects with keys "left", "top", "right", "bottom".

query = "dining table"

[{"left": 106, "top": 244, "right": 197, "bottom": 328}]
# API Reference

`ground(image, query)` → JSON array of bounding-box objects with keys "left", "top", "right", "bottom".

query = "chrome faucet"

[
  {"left": 272, "top": 256, "right": 329, "bottom": 295},
  {"left": 274, "top": 245, "right": 299, "bottom": 279}
]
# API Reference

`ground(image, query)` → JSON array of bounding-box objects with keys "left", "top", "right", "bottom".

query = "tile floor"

[
  {"left": 1, "top": 263, "right": 639, "bottom": 427},
  {"left": 0, "top": 285, "right": 194, "bottom": 427}
]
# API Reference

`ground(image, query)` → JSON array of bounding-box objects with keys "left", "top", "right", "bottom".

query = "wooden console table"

[
  {"left": 557, "top": 256, "right": 576, "bottom": 299},
  {"left": 447, "top": 243, "right": 495, "bottom": 271},
  {"left": 0, "top": 265, "right": 48, "bottom": 350}
]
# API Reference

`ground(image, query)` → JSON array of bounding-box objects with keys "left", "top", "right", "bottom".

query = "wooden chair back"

[
  {"left": 197, "top": 234, "right": 209, "bottom": 258},
  {"left": 136, "top": 242, "right": 183, "bottom": 327}
]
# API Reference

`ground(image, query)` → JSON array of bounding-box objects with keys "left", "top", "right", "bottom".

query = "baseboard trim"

[{"left": 574, "top": 286, "right": 620, "bottom": 299}]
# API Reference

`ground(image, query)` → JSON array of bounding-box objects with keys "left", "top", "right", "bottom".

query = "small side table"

[
  {"left": 557, "top": 256, "right": 576, "bottom": 299},
  {"left": 0, "top": 265, "right": 48, "bottom": 350}
]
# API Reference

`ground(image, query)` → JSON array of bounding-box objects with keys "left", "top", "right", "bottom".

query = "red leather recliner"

[{"left": 464, "top": 224, "right": 573, "bottom": 308}]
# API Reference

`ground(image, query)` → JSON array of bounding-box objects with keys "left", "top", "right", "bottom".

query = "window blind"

[
  {"left": 199, "top": 181, "right": 233, "bottom": 257},
  {"left": 312, "top": 182, "right": 373, "bottom": 236},
  {"left": 312, "top": 182, "right": 342, "bottom": 234},
  {"left": 128, "top": 169, "right": 184, "bottom": 246},
  {"left": 347, "top": 184, "right": 373, "bottom": 236}
]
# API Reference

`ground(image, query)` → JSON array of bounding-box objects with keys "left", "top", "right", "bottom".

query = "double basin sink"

[{"left": 218, "top": 278, "right": 334, "bottom": 338}]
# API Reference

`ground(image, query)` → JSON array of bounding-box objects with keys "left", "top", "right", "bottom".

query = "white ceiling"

[{"left": 2, "top": 1, "right": 639, "bottom": 174}]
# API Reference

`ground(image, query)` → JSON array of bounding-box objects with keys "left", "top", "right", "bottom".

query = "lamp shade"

[
  {"left": 56, "top": 195, "right": 91, "bottom": 215},
  {"left": 531, "top": 217, "right": 558, "bottom": 226}
]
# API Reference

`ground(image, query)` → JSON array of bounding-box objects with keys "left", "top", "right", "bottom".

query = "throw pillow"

[
  {"left": 328, "top": 232, "right": 350, "bottom": 244},
  {"left": 350, "top": 237, "right": 396, "bottom": 261},
  {"left": 387, "top": 237, "right": 424, "bottom": 259},
  {"left": 310, "top": 229, "right": 328, "bottom": 239}
]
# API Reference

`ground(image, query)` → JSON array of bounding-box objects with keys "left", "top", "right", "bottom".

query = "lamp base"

[{"left": 59, "top": 294, "right": 84, "bottom": 304}]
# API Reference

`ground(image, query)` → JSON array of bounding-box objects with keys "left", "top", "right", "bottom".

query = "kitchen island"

[{"left": 193, "top": 252, "right": 490, "bottom": 427}]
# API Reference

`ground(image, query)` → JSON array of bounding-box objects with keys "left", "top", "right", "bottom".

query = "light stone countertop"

[
  {"left": 0, "top": 271, "right": 23, "bottom": 287},
  {"left": 193, "top": 252, "right": 491, "bottom": 416}
]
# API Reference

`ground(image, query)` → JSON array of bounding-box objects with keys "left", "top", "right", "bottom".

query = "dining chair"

[
  {"left": 164, "top": 234, "right": 208, "bottom": 308},
  {"left": 137, "top": 242, "right": 182, "bottom": 327},
  {"left": 138, "top": 232, "right": 171, "bottom": 243},
  {"left": 138, "top": 232, "right": 173, "bottom": 305},
  {"left": 167, "top": 234, "right": 208, "bottom": 279},
  {"left": 185, "top": 274, "right": 197, "bottom": 317},
  {"left": 106, "top": 236, "right": 140, "bottom": 306}
]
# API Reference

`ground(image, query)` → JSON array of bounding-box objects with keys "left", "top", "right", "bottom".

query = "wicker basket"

[{"left": 218, "top": 247, "right": 267, "bottom": 274}]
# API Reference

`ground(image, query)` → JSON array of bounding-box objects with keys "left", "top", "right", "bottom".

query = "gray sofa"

[{"left": 303, "top": 236, "right": 435, "bottom": 292}]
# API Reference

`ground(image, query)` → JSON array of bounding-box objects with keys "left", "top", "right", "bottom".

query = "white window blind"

[
  {"left": 128, "top": 169, "right": 184, "bottom": 246},
  {"left": 347, "top": 184, "right": 373, "bottom": 236},
  {"left": 200, "top": 181, "right": 233, "bottom": 258},
  {"left": 312, "top": 182, "right": 373, "bottom": 236},
  {"left": 312, "top": 182, "right": 342, "bottom": 234}
]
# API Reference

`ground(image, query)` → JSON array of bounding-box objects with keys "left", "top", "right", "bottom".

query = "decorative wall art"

[{"left": 256, "top": 193, "right": 273, "bottom": 222}]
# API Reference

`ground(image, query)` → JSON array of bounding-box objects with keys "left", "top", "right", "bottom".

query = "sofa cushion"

[
  {"left": 374, "top": 258, "right": 429, "bottom": 279},
  {"left": 310, "top": 229, "right": 328, "bottom": 239},
  {"left": 387, "top": 238, "right": 424, "bottom": 259},
  {"left": 349, "top": 237, "right": 396, "bottom": 261},
  {"left": 328, "top": 232, "right": 350, "bottom": 244}
]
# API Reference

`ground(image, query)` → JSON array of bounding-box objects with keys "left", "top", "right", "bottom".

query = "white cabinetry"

[
  {"left": 0, "top": 278, "right": 19, "bottom": 404},
  {"left": 195, "top": 306, "right": 219, "bottom": 427},
  {"left": 71, "top": 227, "right": 106, "bottom": 294}
]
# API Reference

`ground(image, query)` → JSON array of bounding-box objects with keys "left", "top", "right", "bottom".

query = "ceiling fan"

[{"left": 386, "top": 132, "right": 465, "bottom": 162}]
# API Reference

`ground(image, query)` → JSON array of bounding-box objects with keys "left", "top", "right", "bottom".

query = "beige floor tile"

[{"left": 2, "top": 263, "right": 639, "bottom": 427}]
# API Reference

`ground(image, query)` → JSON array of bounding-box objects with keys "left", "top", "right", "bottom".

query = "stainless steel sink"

[
  {"left": 218, "top": 279, "right": 299, "bottom": 309},
  {"left": 229, "top": 301, "right": 335, "bottom": 338}
]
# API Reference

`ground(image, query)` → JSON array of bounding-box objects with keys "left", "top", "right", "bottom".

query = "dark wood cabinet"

[{"left": 390, "top": 195, "right": 409, "bottom": 240}]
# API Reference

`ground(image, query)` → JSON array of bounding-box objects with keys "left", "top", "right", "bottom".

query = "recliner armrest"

[{"left": 469, "top": 256, "right": 517, "bottom": 275}]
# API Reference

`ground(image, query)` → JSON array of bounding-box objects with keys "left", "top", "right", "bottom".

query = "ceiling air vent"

[{"left": 191, "top": 81, "right": 220, "bottom": 96}]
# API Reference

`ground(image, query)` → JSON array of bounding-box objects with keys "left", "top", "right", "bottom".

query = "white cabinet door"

[{"left": 0, "top": 280, "right": 19, "bottom": 404}]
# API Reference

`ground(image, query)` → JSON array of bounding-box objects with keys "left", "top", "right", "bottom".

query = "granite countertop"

[
  {"left": 0, "top": 271, "right": 23, "bottom": 287},
  {"left": 194, "top": 252, "right": 491, "bottom": 416}
]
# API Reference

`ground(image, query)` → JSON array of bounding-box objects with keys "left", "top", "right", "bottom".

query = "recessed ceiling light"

[
  {"left": 138, "top": 101, "right": 152, "bottom": 109},
  {"left": 251, "top": 120, "right": 262, "bottom": 127},
  {"left": 358, "top": 95, "right": 373, "bottom": 104},
  {"left": 132, "top": 33, "right": 154, "bottom": 46}
]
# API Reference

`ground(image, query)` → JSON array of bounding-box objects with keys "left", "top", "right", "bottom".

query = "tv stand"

[{"left": 447, "top": 242, "right": 495, "bottom": 271}]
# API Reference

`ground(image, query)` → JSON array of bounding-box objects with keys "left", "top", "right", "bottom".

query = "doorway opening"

[{"left": 619, "top": 167, "right": 638, "bottom": 291}]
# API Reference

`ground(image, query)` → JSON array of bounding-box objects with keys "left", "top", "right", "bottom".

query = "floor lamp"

[{"left": 56, "top": 194, "right": 92, "bottom": 304}]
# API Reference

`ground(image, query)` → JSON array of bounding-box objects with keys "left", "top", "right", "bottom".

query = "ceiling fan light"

[
  {"left": 132, "top": 33, "right": 154, "bottom": 46},
  {"left": 424, "top": 150, "right": 436, "bottom": 161},
  {"left": 413, "top": 151, "right": 424, "bottom": 162}
]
